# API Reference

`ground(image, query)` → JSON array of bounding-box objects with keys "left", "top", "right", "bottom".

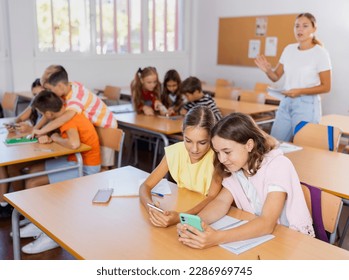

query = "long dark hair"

[
  {"left": 161, "top": 69, "right": 182, "bottom": 109},
  {"left": 211, "top": 113, "right": 275, "bottom": 177}
]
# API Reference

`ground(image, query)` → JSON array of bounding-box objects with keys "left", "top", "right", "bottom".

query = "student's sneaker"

[
  {"left": 10, "top": 222, "right": 42, "bottom": 238},
  {"left": 21, "top": 232, "right": 59, "bottom": 254}
]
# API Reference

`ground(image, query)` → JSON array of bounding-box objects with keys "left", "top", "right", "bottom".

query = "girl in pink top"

[{"left": 178, "top": 113, "right": 314, "bottom": 249}]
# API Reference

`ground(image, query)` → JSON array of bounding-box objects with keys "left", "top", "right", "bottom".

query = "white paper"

[
  {"left": 279, "top": 142, "right": 303, "bottom": 154},
  {"left": 248, "top": 40, "right": 260, "bottom": 59},
  {"left": 267, "top": 87, "right": 285, "bottom": 100},
  {"left": 110, "top": 177, "right": 172, "bottom": 196},
  {"left": 151, "top": 179, "right": 172, "bottom": 195},
  {"left": 256, "top": 17, "right": 268, "bottom": 36},
  {"left": 210, "top": 215, "right": 275, "bottom": 255},
  {"left": 265, "top": 36, "right": 278, "bottom": 56}
]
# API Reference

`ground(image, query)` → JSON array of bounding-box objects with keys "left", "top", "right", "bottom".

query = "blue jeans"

[{"left": 271, "top": 95, "right": 321, "bottom": 142}]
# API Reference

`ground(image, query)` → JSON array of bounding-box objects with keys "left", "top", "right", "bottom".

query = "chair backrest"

[
  {"left": 103, "top": 86, "right": 121, "bottom": 101},
  {"left": 301, "top": 182, "right": 343, "bottom": 244},
  {"left": 214, "top": 86, "right": 237, "bottom": 100},
  {"left": 1, "top": 92, "right": 18, "bottom": 117},
  {"left": 293, "top": 121, "right": 342, "bottom": 152},
  {"left": 95, "top": 127, "right": 125, "bottom": 168},
  {"left": 254, "top": 82, "right": 269, "bottom": 93},
  {"left": 239, "top": 90, "right": 266, "bottom": 104},
  {"left": 215, "top": 78, "right": 233, "bottom": 87}
]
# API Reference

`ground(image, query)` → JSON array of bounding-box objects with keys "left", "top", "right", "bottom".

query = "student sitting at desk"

[
  {"left": 18, "top": 90, "right": 101, "bottom": 255},
  {"left": 32, "top": 65, "right": 117, "bottom": 171},
  {"left": 177, "top": 113, "right": 314, "bottom": 249},
  {"left": 131, "top": 66, "right": 168, "bottom": 116},
  {"left": 161, "top": 69, "right": 184, "bottom": 116},
  {"left": 139, "top": 105, "right": 222, "bottom": 227},
  {"left": 14, "top": 78, "right": 44, "bottom": 133},
  {"left": 179, "top": 76, "right": 222, "bottom": 122}
]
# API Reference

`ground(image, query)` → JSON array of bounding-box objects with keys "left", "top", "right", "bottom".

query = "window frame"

[{"left": 34, "top": 0, "right": 188, "bottom": 58}]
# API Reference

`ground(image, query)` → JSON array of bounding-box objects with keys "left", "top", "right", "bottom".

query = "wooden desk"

[
  {"left": 115, "top": 112, "right": 183, "bottom": 169},
  {"left": 0, "top": 118, "right": 91, "bottom": 184},
  {"left": 214, "top": 98, "right": 278, "bottom": 124},
  {"left": 285, "top": 146, "right": 349, "bottom": 199},
  {"left": 321, "top": 114, "right": 349, "bottom": 137},
  {"left": 5, "top": 165, "right": 349, "bottom": 260}
]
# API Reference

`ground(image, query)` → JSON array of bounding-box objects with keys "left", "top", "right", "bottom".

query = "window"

[
  {"left": 148, "top": 0, "right": 182, "bottom": 52},
  {"left": 36, "top": 0, "right": 91, "bottom": 52},
  {"left": 35, "top": 0, "right": 184, "bottom": 54}
]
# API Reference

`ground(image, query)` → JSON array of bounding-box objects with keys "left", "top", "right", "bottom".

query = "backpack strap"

[{"left": 301, "top": 182, "right": 329, "bottom": 243}]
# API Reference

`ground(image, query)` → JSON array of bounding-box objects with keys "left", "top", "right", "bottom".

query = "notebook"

[
  {"left": 267, "top": 87, "right": 285, "bottom": 100},
  {"left": 211, "top": 215, "right": 275, "bottom": 255},
  {"left": 4, "top": 136, "right": 38, "bottom": 145},
  {"left": 110, "top": 175, "right": 172, "bottom": 197},
  {"left": 279, "top": 142, "right": 303, "bottom": 153}
]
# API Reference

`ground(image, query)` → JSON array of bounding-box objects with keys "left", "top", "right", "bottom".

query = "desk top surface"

[
  {"left": 116, "top": 112, "right": 183, "bottom": 135},
  {"left": 214, "top": 98, "right": 278, "bottom": 115},
  {"left": 5, "top": 165, "right": 349, "bottom": 260},
  {"left": 285, "top": 145, "right": 349, "bottom": 199},
  {"left": 321, "top": 114, "right": 349, "bottom": 136},
  {"left": 0, "top": 118, "right": 91, "bottom": 166}
]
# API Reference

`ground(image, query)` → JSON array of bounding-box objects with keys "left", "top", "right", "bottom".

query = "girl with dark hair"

[
  {"left": 255, "top": 13, "right": 331, "bottom": 142},
  {"left": 139, "top": 105, "right": 222, "bottom": 227},
  {"left": 161, "top": 69, "right": 183, "bottom": 115},
  {"left": 177, "top": 113, "right": 314, "bottom": 249},
  {"left": 13, "top": 78, "right": 43, "bottom": 133}
]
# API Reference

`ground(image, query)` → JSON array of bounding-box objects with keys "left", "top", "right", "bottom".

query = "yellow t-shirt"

[{"left": 164, "top": 142, "right": 214, "bottom": 195}]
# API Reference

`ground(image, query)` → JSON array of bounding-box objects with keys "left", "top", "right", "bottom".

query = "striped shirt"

[
  {"left": 65, "top": 82, "right": 117, "bottom": 128},
  {"left": 183, "top": 93, "right": 223, "bottom": 121}
]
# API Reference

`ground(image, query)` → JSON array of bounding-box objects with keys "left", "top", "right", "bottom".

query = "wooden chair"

[
  {"left": 215, "top": 78, "right": 233, "bottom": 87},
  {"left": 238, "top": 90, "right": 274, "bottom": 128},
  {"left": 293, "top": 121, "right": 342, "bottom": 152},
  {"left": 214, "top": 86, "right": 238, "bottom": 100},
  {"left": 301, "top": 183, "right": 343, "bottom": 244},
  {"left": 95, "top": 127, "right": 125, "bottom": 169},
  {"left": 254, "top": 82, "right": 270, "bottom": 93},
  {"left": 96, "top": 85, "right": 126, "bottom": 106},
  {"left": 1, "top": 92, "right": 18, "bottom": 117},
  {"left": 239, "top": 90, "right": 266, "bottom": 104}
]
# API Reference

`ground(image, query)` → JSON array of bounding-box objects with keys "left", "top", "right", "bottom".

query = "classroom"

[{"left": 1, "top": 0, "right": 349, "bottom": 267}]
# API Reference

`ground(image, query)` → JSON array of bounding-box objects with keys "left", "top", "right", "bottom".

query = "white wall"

[
  {"left": 192, "top": 0, "right": 349, "bottom": 115},
  {"left": 2, "top": 0, "right": 193, "bottom": 95}
]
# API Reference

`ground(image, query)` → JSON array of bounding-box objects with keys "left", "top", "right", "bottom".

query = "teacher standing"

[{"left": 255, "top": 13, "right": 331, "bottom": 142}]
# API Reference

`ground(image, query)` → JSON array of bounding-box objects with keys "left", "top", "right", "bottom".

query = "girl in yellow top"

[{"left": 139, "top": 105, "right": 222, "bottom": 227}]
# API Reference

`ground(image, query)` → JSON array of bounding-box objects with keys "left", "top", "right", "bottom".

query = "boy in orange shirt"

[
  {"left": 33, "top": 65, "right": 117, "bottom": 170},
  {"left": 19, "top": 90, "right": 101, "bottom": 255}
]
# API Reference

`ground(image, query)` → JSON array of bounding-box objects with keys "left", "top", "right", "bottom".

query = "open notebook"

[
  {"left": 211, "top": 215, "right": 275, "bottom": 255},
  {"left": 109, "top": 166, "right": 172, "bottom": 196}
]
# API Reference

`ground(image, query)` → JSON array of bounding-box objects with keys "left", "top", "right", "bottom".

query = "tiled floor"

[{"left": 1, "top": 140, "right": 349, "bottom": 260}]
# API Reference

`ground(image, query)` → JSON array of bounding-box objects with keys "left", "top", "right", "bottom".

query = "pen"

[{"left": 151, "top": 192, "right": 164, "bottom": 198}]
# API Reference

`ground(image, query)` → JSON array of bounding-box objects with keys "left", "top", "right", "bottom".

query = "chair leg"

[{"left": 339, "top": 215, "right": 349, "bottom": 247}]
